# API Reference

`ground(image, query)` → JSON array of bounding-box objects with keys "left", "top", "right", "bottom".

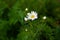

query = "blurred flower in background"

[
  {"left": 24, "top": 17, "right": 28, "bottom": 21},
  {"left": 43, "top": 16, "right": 47, "bottom": 20},
  {"left": 25, "top": 8, "right": 28, "bottom": 11}
]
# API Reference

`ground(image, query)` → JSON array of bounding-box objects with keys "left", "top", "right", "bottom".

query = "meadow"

[{"left": 0, "top": 0, "right": 60, "bottom": 40}]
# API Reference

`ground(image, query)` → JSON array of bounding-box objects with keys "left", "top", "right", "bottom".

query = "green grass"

[{"left": 0, "top": 0, "right": 60, "bottom": 40}]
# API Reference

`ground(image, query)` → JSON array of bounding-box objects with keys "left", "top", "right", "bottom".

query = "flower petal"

[{"left": 27, "top": 13, "right": 31, "bottom": 16}]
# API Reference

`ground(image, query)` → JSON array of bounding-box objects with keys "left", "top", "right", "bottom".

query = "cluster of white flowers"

[
  {"left": 24, "top": 11, "right": 38, "bottom": 21},
  {"left": 24, "top": 8, "right": 47, "bottom": 21}
]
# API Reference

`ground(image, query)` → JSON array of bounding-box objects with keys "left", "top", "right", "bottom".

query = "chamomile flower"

[
  {"left": 27, "top": 11, "right": 38, "bottom": 20},
  {"left": 43, "top": 16, "right": 46, "bottom": 19}
]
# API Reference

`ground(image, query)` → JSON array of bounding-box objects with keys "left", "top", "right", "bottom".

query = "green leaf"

[
  {"left": 8, "top": 0, "right": 25, "bottom": 25},
  {"left": 0, "top": 20, "right": 8, "bottom": 30},
  {"left": 0, "top": 0, "right": 7, "bottom": 16}
]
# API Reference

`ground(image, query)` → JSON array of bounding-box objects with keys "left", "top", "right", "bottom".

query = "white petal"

[
  {"left": 31, "top": 11, "right": 34, "bottom": 13},
  {"left": 31, "top": 11, "right": 37, "bottom": 16},
  {"left": 35, "top": 16, "right": 38, "bottom": 19},
  {"left": 31, "top": 18, "right": 35, "bottom": 21},
  {"left": 27, "top": 13, "right": 31, "bottom": 16}
]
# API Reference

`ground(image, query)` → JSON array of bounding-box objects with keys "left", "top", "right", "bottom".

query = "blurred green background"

[{"left": 0, "top": 0, "right": 60, "bottom": 40}]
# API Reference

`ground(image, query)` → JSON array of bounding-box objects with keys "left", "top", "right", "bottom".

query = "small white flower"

[
  {"left": 43, "top": 16, "right": 46, "bottom": 19},
  {"left": 24, "top": 17, "right": 28, "bottom": 21},
  {"left": 25, "top": 8, "right": 28, "bottom": 11},
  {"left": 27, "top": 11, "right": 38, "bottom": 20},
  {"left": 27, "top": 13, "right": 30, "bottom": 15},
  {"left": 25, "top": 29, "right": 28, "bottom": 32}
]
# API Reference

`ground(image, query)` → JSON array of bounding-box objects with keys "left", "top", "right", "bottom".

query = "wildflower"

[
  {"left": 27, "top": 11, "right": 38, "bottom": 20},
  {"left": 43, "top": 16, "right": 46, "bottom": 19}
]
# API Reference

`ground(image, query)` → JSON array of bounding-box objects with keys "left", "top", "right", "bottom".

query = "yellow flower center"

[{"left": 31, "top": 15, "right": 35, "bottom": 18}]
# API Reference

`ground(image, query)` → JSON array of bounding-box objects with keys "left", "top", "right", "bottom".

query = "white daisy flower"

[
  {"left": 43, "top": 16, "right": 46, "bottom": 19},
  {"left": 24, "top": 17, "right": 28, "bottom": 21},
  {"left": 27, "top": 11, "right": 38, "bottom": 20}
]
